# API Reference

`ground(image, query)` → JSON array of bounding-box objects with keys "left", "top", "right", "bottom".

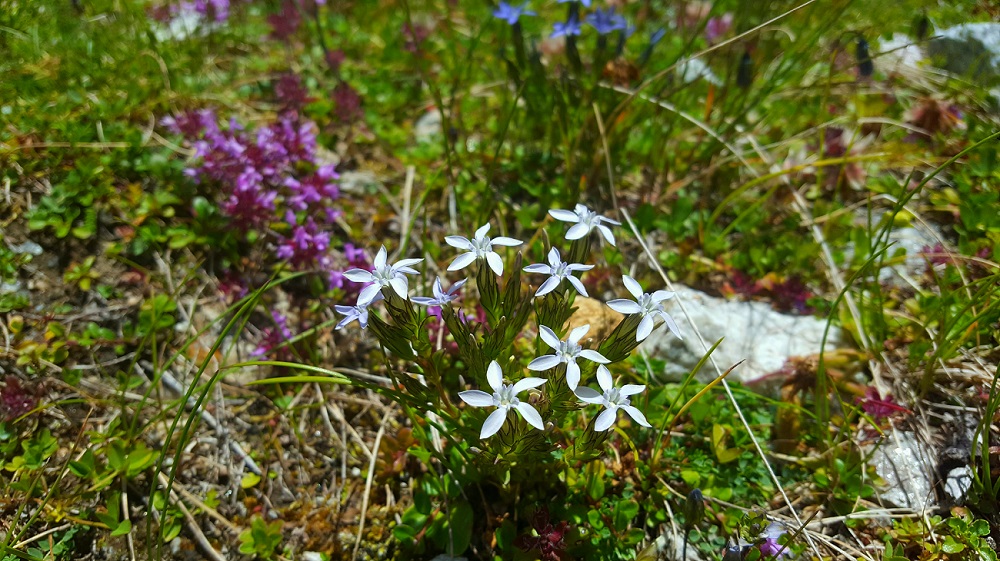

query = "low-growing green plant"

[
  {"left": 256, "top": 206, "right": 695, "bottom": 558},
  {"left": 239, "top": 515, "right": 285, "bottom": 560}
]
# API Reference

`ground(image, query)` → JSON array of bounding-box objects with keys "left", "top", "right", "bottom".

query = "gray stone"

[
  {"left": 928, "top": 23, "right": 1000, "bottom": 85},
  {"left": 867, "top": 430, "right": 936, "bottom": 511},
  {"left": 644, "top": 285, "right": 848, "bottom": 384},
  {"left": 413, "top": 109, "right": 443, "bottom": 143},
  {"left": 9, "top": 240, "right": 42, "bottom": 256},
  {"left": 944, "top": 465, "right": 973, "bottom": 504}
]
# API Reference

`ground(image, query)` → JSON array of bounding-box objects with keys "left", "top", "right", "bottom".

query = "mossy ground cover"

[{"left": 1, "top": 0, "right": 999, "bottom": 560}]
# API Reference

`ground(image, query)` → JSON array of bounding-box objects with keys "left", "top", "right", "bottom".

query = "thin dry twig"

[
  {"left": 157, "top": 473, "right": 227, "bottom": 561},
  {"left": 352, "top": 412, "right": 392, "bottom": 560}
]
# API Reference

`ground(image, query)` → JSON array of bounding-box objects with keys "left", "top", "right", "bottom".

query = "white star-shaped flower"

[
  {"left": 606, "top": 275, "right": 681, "bottom": 342},
  {"left": 445, "top": 223, "right": 523, "bottom": 276},
  {"left": 411, "top": 277, "right": 466, "bottom": 307},
  {"left": 575, "top": 365, "right": 651, "bottom": 431},
  {"left": 527, "top": 324, "right": 609, "bottom": 390},
  {"left": 334, "top": 291, "right": 384, "bottom": 330},
  {"left": 523, "top": 247, "right": 594, "bottom": 297},
  {"left": 458, "top": 360, "right": 546, "bottom": 439},
  {"left": 343, "top": 246, "right": 423, "bottom": 305},
  {"left": 548, "top": 204, "right": 621, "bottom": 246}
]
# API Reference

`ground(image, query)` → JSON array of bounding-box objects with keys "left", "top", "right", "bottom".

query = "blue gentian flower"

[
  {"left": 492, "top": 1, "right": 535, "bottom": 25},
  {"left": 551, "top": 14, "right": 582, "bottom": 38},
  {"left": 586, "top": 7, "right": 626, "bottom": 35}
]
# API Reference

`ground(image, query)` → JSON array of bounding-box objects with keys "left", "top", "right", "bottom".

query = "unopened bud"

[
  {"left": 856, "top": 36, "right": 873, "bottom": 78},
  {"left": 684, "top": 488, "right": 705, "bottom": 532}
]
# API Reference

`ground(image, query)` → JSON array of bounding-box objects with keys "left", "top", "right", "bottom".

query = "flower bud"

[
  {"left": 856, "top": 36, "right": 873, "bottom": 78},
  {"left": 683, "top": 488, "right": 705, "bottom": 532}
]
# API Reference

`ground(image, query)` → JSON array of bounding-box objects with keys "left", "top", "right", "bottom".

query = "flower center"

[
  {"left": 472, "top": 236, "right": 493, "bottom": 256},
  {"left": 552, "top": 262, "right": 570, "bottom": 278},
  {"left": 605, "top": 388, "right": 628, "bottom": 407},
  {"left": 557, "top": 341, "right": 581, "bottom": 361},
  {"left": 373, "top": 265, "right": 395, "bottom": 285},
  {"left": 495, "top": 384, "right": 520, "bottom": 407}
]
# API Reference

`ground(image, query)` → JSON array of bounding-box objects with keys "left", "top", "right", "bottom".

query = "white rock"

[
  {"left": 414, "top": 108, "right": 443, "bottom": 143},
  {"left": 928, "top": 23, "right": 1000, "bottom": 84},
  {"left": 867, "top": 430, "right": 936, "bottom": 511},
  {"left": 9, "top": 240, "right": 42, "bottom": 256},
  {"left": 879, "top": 34, "right": 926, "bottom": 76},
  {"left": 644, "top": 285, "right": 847, "bottom": 384},
  {"left": 944, "top": 466, "right": 973, "bottom": 504}
]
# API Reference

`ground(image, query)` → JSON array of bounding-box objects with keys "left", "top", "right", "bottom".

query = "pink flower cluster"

[{"left": 162, "top": 108, "right": 345, "bottom": 273}]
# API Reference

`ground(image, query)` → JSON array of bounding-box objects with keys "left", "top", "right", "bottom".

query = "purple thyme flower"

[
  {"left": 585, "top": 7, "right": 626, "bottom": 35},
  {"left": 276, "top": 218, "right": 331, "bottom": 267},
  {"left": 705, "top": 13, "right": 733, "bottom": 44},
  {"left": 493, "top": 2, "right": 535, "bottom": 25},
  {"left": 253, "top": 311, "right": 295, "bottom": 357},
  {"left": 551, "top": 14, "right": 582, "bottom": 38},
  {"left": 759, "top": 522, "right": 791, "bottom": 558}
]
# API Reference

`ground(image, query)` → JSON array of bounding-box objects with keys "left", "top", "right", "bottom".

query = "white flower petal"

[
  {"left": 538, "top": 326, "right": 561, "bottom": 349},
  {"left": 448, "top": 252, "right": 477, "bottom": 271},
  {"left": 573, "top": 203, "right": 589, "bottom": 214},
  {"left": 607, "top": 299, "right": 642, "bottom": 314},
  {"left": 486, "top": 361, "right": 503, "bottom": 391},
  {"left": 565, "top": 222, "right": 590, "bottom": 240},
  {"left": 458, "top": 390, "right": 494, "bottom": 407},
  {"left": 445, "top": 235, "right": 472, "bottom": 250},
  {"left": 395, "top": 258, "right": 423, "bottom": 269},
  {"left": 534, "top": 276, "right": 560, "bottom": 297},
  {"left": 651, "top": 290, "right": 675, "bottom": 303},
  {"left": 527, "top": 354, "right": 561, "bottom": 371},
  {"left": 568, "top": 324, "right": 590, "bottom": 343},
  {"left": 597, "top": 224, "right": 616, "bottom": 246},
  {"left": 357, "top": 284, "right": 382, "bottom": 307},
  {"left": 343, "top": 269, "right": 375, "bottom": 283},
  {"left": 491, "top": 236, "right": 522, "bottom": 247},
  {"left": 620, "top": 384, "right": 646, "bottom": 397},
  {"left": 474, "top": 223, "right": 490, "bottom": 239},
  {"left": 621, "top": 404, "right": 652, "bottom": 427},
  {"left": 566, "top": 275, "right": 589, "bottom": 297},
  {"left": 575, "top": 386, "right": 603, "bottom": 404},
  {"left": 636, "top": 315, "right": 655, "bottom": 342},
  {"left": 579, "top": 349, "right": 610, "bottom": 364},
  {"left": 334, "top": 305, "right": 354, "bottom": 315},
  {"left": 596, "top": 365, "right": 613, "bottom": 391},
  {"left": 512, "top": 376, "right": 547, "bottom": 393},
  {"left": 516, "top": 402, "right": 545, "bottom": 431},
  {"left": 523, "top": 264, "right": 552, "bottom": 274},
  {"left": 602, "top": 216, "right": 621, "bottom": 226},
  {"left": 410, "top": 296, "right": 436, "bottom": 306},
  {"left": 335, "top": 314, "right": 356, "bottom": 330},
  {"left": 566, "top": 263, "right": 595, "bottom": 272},
  {"left": 485, "top": 252, "right": 504, "bottom": 276},
  {"left": 448, "top": 278, "right": 468, "bottom": 293},
  {"left": 389, "top": 277, "right": 409, "bottom": 299},
  {"left": 622, "top": 275, "right": 644, "bottom": 299},
  {"left": 659, "top": 311, "right": 682, "bottom": 340},
  {"left": 595, "top": 408, "right": 617, "bottom": 432},
  {"left": 565, "top": 362, "right": 580, "bottom": 390},
  {"left": 548, "top": 209, "right": 580, "bottom": 222},
  {"left": 396, "top": 266, "right": 419, "bottom": 275},
  {"left": 374, "top": 246, "right": 387, "bottom": 269},
  {"left": 480, "top": 408, "right": 508, "bottom": 439},
  {"left": 546, "top": 246, "right": 561, "bottom": 265}
]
